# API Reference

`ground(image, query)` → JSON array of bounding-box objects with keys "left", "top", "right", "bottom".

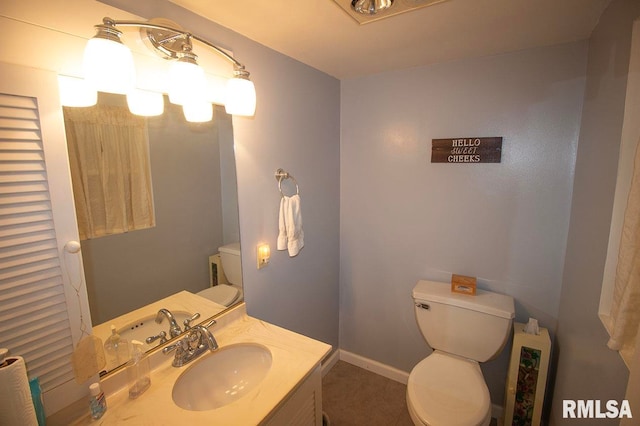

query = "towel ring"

[{"left": 275, "top": 168, "right": 299, "bottom": 197}]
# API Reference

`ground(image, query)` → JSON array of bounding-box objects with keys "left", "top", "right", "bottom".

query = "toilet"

[
  {"left": 197, "top": 242, "right": 243, "bottom": 307},
  {"left": 407, "top": 280, "right": 514, "bottom": 426}
]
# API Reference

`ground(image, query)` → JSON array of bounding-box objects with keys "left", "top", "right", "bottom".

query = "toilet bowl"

[
  {"left": 197, "top": 242, "right": 242, "bottom": 307},
  {"left": 407, "top": 352, "right": 491, "bottom": 426},
  {"left": 197, "top": 285, "right": 240, "bottom": 307},
  {"left": 407, "top": 280, "right": 514, "bottom": 426}
]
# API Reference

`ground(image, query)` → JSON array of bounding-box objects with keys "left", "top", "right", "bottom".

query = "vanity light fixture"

[
  {"left": 165, "top": 40, "right": 207, "bottom": 106},
  {"left": 83, "top": 20, "right": 136, "bottom": 95},
  {"left": 82, "top": 17, "right": 257, "bottom": 118},
  {"left": 225, "top": 68, "right": 257, "bottom": 117}
]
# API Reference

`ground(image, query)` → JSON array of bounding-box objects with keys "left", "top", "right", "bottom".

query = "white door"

[{"left": 0, "top": 61, "right": 92, "bottom": 415}]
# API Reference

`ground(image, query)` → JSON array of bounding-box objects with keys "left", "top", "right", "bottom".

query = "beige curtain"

[
  {"left": 64, "top": 104, "right": 155, "bottom": 239},
  {"left": 608, "top": 137, "right": 640, "bottom": 362}
]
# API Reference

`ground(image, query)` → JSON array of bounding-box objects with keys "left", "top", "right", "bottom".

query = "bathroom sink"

[
  {"left": 118, "top": 311, "right": 193, "bottom": 348},
  {"left": 172, "top": 343, "right": 272, "bottom": 411}
]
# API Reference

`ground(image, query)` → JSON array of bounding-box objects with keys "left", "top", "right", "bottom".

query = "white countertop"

[{"left": 50, "top": 302, "right": 332, "bottom": 425}]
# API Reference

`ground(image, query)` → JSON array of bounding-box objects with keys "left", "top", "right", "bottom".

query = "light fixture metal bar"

[{"left": 99, "top": 17, "right": 246, "bottom": 72}]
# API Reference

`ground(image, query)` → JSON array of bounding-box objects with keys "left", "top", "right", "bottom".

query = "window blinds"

[{"left": 0, "top": 93, "right": 76, "bottom": 392}]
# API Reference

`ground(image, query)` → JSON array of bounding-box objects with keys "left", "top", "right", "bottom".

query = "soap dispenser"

[
  {"left": 104, "top": 325, "right": 129, "bottom": 369},
  {"left": 127, "top": 340, "right": 151, "bottom": 399}
]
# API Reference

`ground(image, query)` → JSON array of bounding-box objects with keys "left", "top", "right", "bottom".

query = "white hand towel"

[
  {"left": 285, "top": 194, "right": 304, "bottom": 257},
  {"left": 276, "top": 194, "right": 304, "bottom": 257},
  {"left": 277, "top": 197, "right": 288, "bottom": 251}
]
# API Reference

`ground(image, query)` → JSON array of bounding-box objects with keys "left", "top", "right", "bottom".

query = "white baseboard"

[
  {"left": 338, "top": 349, "right": 410, "bottom": 385},
  {"left": 329, "top": 349, "right": 504, "bottom": 421},
  {"left": 492, "top": 404, "right": 503, "bottom": 423},
  {"left": 321, "top": 349, "right": 340, "bottom": 377}
]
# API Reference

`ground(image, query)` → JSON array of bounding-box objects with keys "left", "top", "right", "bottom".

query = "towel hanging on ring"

[
  {"left": 277, "top": 194, "right": 304, "bottom": 256},
  {"left": 275, "top": 169, "right": 304, "bottom": 256}
]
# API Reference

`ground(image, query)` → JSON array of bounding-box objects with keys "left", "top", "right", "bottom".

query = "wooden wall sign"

[{"left": 431, "top": 137, "right": 502, "bottom": 163}]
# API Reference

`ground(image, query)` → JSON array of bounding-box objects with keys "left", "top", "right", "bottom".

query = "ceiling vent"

[{"left": 333, "top": 0, "right": 450, "bottom": 24}]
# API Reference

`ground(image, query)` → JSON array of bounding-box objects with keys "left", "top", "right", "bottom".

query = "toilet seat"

[
  {"left": 407, "top": 351, "right": 491, "bottom": 426},
  {"left": 197, "top": 285, "right": 239, "bottom": 307}
]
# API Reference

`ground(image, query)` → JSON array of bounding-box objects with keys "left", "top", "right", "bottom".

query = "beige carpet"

[{"left": 322, "top": 360, "right": 499, "bottom": 426}]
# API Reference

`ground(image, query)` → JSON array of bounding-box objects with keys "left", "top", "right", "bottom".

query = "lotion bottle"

[{"left": 104, "top": 325, "right": 129, "bottom": 369}]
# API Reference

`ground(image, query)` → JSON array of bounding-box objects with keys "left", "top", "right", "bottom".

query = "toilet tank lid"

[
  {"left": 218, "top": 242, "right": 241, "bottom": 255},
  {"left": 413, "top": 280, "right": 515, "bottom": 319}
]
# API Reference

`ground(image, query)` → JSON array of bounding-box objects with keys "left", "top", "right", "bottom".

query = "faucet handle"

[
  {"left": 203, "top": 319, "right": 217, "bottom": 328},
  {"left": 145, "top": 331, "right": 167, "bottom": 345},
  {"left": 162, "top": 338, "right": 188, "bottom": 355},
  {"left": 183, "top": 313, "right": 201, "bottom": 330}
]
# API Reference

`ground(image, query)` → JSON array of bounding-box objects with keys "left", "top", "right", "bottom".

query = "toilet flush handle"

[{"left": 415, "top": 302, "right": 430, "bottom": 310}]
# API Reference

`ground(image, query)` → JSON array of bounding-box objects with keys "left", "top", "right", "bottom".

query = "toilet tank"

[
  {"left": 413, "top": 280, "right": 514, "bottom": 362},
  {"left": 218, "top": 243, "right": 242, "bottom": 286}
]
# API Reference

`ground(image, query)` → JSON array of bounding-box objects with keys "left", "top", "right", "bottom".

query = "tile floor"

[{"left": 321, "top": 360, "right": 498, "bottom": 426}]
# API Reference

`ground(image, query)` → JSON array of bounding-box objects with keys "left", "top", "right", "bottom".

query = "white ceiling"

[{"left": 168, "top": 0, "right": 612, "bottom": 79}]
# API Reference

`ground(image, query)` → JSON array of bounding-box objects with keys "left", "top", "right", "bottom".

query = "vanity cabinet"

[
  {"left": 503, "top": 322, "right": 551, "bottom": 426},
  {"left": 264, "top": 365, "right": 323, "bottom": 426}
]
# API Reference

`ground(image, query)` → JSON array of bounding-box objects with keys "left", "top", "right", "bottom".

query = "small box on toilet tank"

[{"left": 451, "top": 274, "right": 477, "bottom": 295}]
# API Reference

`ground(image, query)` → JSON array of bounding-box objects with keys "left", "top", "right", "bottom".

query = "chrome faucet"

[
  {"left": 155, "top": 308, "right": 182, "bottom": 338},
  {"left": 162, "top": 320, "right": 218, "bottom": 367},
  {"left": 192, "top": 324, "right": 218, "bottom": 351}
]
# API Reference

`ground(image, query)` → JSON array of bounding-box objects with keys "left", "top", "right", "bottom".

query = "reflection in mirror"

[{"left": 62, "top": 93, "right": 242, "bottom": 373}]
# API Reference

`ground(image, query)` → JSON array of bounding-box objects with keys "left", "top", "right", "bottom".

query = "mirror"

[{"left": 62, "top": 93, "right": 242, "bottom": 373}]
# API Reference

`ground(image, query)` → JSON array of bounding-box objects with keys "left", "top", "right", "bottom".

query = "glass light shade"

[
  {"left": 57, "top": 75, "right": 97, "bottom": 107},
  {"left": 127, "top": 89, "right": 164, "bottom": 116},
  {"left": 225, "top": 78, "right": 257, "bottom": 117},
  {"left": 183, "top": 101, "right": 213, "bottom": 123},
  {"left": 83, "top": 37, "right": 136, "bottom": 95},
  {"left": 168, "top": 60, "right": 207, "bottom": 106}
]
